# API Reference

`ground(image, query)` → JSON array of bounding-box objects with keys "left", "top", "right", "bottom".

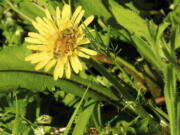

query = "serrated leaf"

[
  {"left": 131, "top": 35, "right": 164, "bottom": 70},
  {"left": 0, "top": 45, "right": 119, "bottom": 102},
  {"left": 109, "top": 0, "right": 151, "bottom": 39}
]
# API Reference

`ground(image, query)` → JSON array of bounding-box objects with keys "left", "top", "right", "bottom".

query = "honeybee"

[
  {"left": 53, "top": 28, "right": 78, "bottom": 59},
  {"left": 89, "top": 127, "right": 99, "bottom": 135},
  {"left": 53, "top": 39, "right": 62, "bottom": 59}
]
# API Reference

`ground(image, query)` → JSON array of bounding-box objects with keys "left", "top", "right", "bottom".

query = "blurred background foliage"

[{"left": 0, "top": 0, "right": 180, "bottom": 135}]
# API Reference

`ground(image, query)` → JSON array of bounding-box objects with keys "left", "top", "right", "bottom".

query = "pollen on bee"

[
  {"left": 53, "top": 40, "right": 62, "bottom": 59},
  {"left": 53, "top": 28, "right": 78, "bottom": 58}
]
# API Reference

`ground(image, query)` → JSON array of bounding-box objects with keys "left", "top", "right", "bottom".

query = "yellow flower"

[{"left": 25, "top": 4, "right": 97, "bottom": 80}]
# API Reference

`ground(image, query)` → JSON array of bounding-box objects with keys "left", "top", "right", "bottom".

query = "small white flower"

[{"left": 34, "top": 127, "right": 45, "bottom": 135}]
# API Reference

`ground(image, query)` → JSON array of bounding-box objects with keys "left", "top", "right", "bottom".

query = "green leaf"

[
  {"left": 64, "top": 88, "right": 89, "bottom": 135},
  {"left": 171, "top": 25, "right": 180, "bottom": 49},
  {"left": 17, "top": 1, "right": 45, "bottom": 19},
  {"left": 12, "top": 94, "right": 20, "bottom": 135},
  {"left": 164, "top": 65, "right": 178, "bottom": 135},
  {"left": 87, "top": 59, "right": 134, "bottom": 101},
  {"left": 0, "top": 45, "right": 119, "bottom": 102},
  {"left": 75, "top": 0, "right": 111, "bottom": 20},
  {"left": 156, "top": 23, "right": 170, "bottom": 43},
  {"left": 72, "top": 99, "right": 96, "bottom": 135},
  {"left": 162, "top": 48, "right": 177, "bottom": 64},
  {"left": 109, "top": 0, "right": 151, "bottom": 39},
  {"left": 87, "top": 58, "right": 161, "bottom": 130},
  {"left": 92, "top": 104, "right": 102, "bottom": 129},
  {"left": 131, "top": 35, "right": 163, "bottom": 70},
  {"left": 166, "top": 4, "right": 180, "bottom": 25},
  {"left": 5, "top": 0, "right": 44, "bottom": 22}
]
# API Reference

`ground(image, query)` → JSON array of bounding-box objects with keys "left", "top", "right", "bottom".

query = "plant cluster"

[{"left": 0, "top": 0, "right": 180, "bottom": 135}]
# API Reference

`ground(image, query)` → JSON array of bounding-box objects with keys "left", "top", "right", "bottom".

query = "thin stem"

[
  {"left": 35, "top": 95, "right": 40, "bottom": 119},
  {"left": 64, "top": 87, "right": 89, "bottom": 135},
  {"left": 5, "top": 0, "right": 33, "bottom": 22}
]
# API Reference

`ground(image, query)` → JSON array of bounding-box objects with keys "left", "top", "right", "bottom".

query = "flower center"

[{"left": 53, "top": 28, "right": 78, "bottom": 58}]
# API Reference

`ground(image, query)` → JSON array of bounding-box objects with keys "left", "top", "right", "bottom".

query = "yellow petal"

[
  {"left": 80, "top": 16, "right": 94, "bottom": 28},
  {"left": 59, "top": 56, "right": 67, "bottom": 78},
  {"left": 76, "top": 35, "right": 84, "bottom": 43},
  {"left": 74, "top": 10, "right": 85, "bottom": 25},
  {"left": 74, "top": 56, "right": 82, "bottom": 71},
  {"left": 77, "top": 38, "right": 90, "bottom": 45},
  {"left": 45, "top": 9, "right": 52, "bottom": 20},
  {"left": 44, "top": 59, "right": 57, "bottom": 72},
  {"left": 28, "top": 32, "right": 46, "bottom": 42},
  {"left": 35, "top": 17, "right": 54, "bottom": 35},
  {"left": 28, "top": 32, "right": 42, "bottom": 38},
  {"left": 32, "top": 20, "right": 48, "bottom": 34},
  {"left": 70, "top": 56, "right": 82, "bottom": 73},
  {"left": 31, "top": 55, "right": 49, "bottom": 64},
  {"left": 56, "top": 7, "right": 61, "bottom": 28},
  {"left": 78, "top": 51, "right": 90, "bottom": 59},
  {"left": 70, "top": 56, "right": 79, "bottom": 73},
  {"left": 35, "top": 56, "right": 52, "bottom": 70},
  {"left": 71, "top": 6, "right": 82, "bottom": 22},
  {"left": 25, "top": 37, "right": 42, "bottom": 44},
  {"left": 79, "top": 47, "right": 97, "bottom": 55},
  {"left": 27, "top": 45, "right": 48, "bottom": 51},
  {"left": 62, "top": 4, "right": 71, "bottom": 20},
  {"left": 36, "top": 17, "right": 47, "bottom": 27},
  {"left": 25, "top": 52, "right": 47, "bottom": 61},
  {"left": 53, "top": 58, "right": 65, "bottom": 80},
  {"left": 65, "top": 59, "right": 71, "bottom": 79},
  {"left": 53, "top": 60, "right": 61, "bottom": 80},
  {"left": 43, "top": 18, "right": 58, "bottom": 34}
]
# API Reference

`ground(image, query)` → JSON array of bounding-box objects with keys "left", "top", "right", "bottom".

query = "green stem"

[
  {"left": 35, "top": 95, "right": 40, "bottom": 119},
  {"left": 5, "top": 0, "right": 32, "bottom": 22},
  {"left": 164, "top": 65, "right": 178, "bottom": 135},
  {"left": 12, "top": 92, "right": 19, "bottom": 135},
  {"left": 88, "top": 59, "right": 159, "bottom": 124},
  {"left": 64, "top": 87, "right": 89, "bottom": 135}
]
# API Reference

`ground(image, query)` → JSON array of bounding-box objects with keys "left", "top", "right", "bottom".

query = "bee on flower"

[{"left": 25, "top": 4, "right": 97, "bottom": 80}]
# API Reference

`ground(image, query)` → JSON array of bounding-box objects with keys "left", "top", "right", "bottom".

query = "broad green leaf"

[
  {"left": 164, "top": 65, "right": 179, "bottom": 135},
  {"left": 131, "top": 35, "right": 164, "bottom": 70},
  {"left": 75, "top": 0, "right": 111, "bottom": 20},
  {"left": 162, "top": 48, "right": 177, "bottom": 65},
  {"left": 0, "top": 45, "right": 119, "bottom": 102},
  {"left": 72, "top": 99, "right": 96, "bottom": 135},
  {"left": 172, "top": 0, "right": 180, "bottom": 8},
  {"left": 62, "top": 93, "right": 77, "bottom": 107},
  {"left": 166, "top": 4, "right": 180, "bottom": 25},
  {"left": 92, "top": 104, "right": 102, "bottom": 129},
  {"left": 156, "top": 23, "right": 170, "bottom": 44},
  {"left": 17, "top": 1, "right": 45, "bottom": 19},
  {"left": 4, "top": 0, "right": 31, "bottom": 22},
  {"left": 109, "top": 0, "right": 151, "bottom": 40},
  {"left": 171, "top": 25, "right": 180, "bottom": 49}
]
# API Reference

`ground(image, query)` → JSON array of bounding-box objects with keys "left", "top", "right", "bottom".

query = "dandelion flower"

[{"left": 25, "top": 4, "right": 97, "bottom": 80}]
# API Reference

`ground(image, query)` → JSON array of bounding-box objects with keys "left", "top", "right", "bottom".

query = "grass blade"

[
  {"left": 64, "top": 87, "right": 89, "bottom": 135},
  {"left": 72, "top": 99, "right": 96, "bottom": 135}
]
